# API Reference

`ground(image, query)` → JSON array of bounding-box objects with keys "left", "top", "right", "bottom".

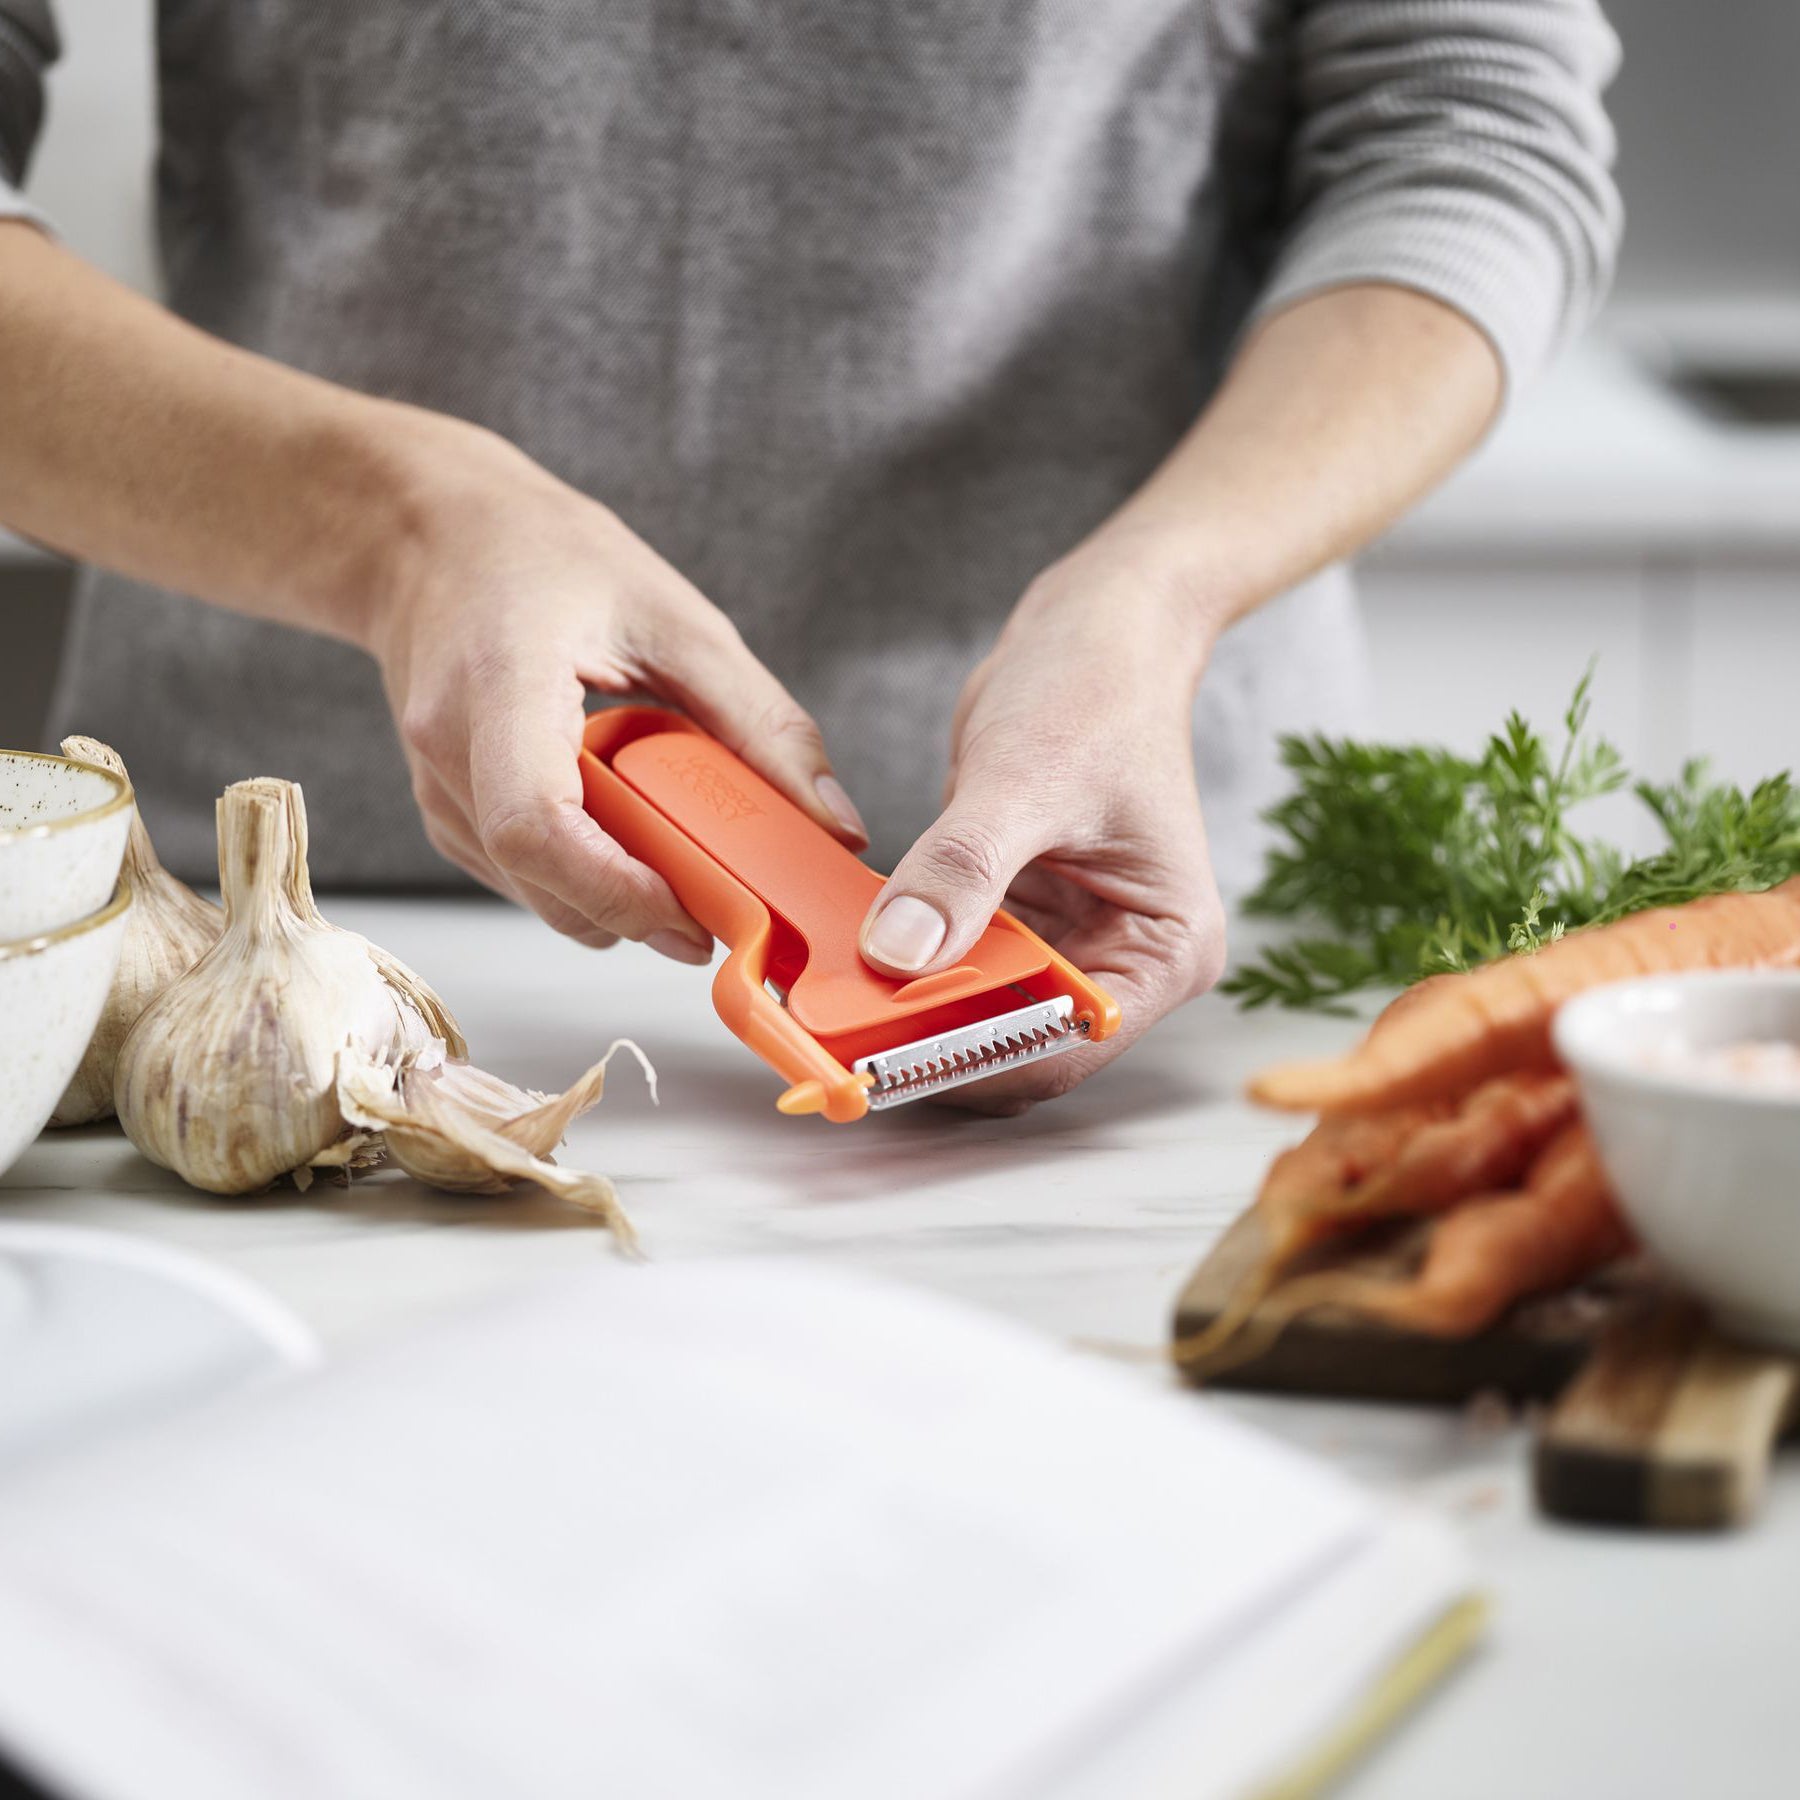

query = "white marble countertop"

[{"left": 4, "top": 896, "right": 1797, "bottom": 1799}]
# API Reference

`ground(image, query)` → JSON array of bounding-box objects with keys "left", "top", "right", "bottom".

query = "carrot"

[
  {"left": 1265, "top": 1122, "right": 1631, "bottom": 1340},
  {"left": 1257, "top": 1104, "right": 1450, "bottom": 1243},
  {"left": 1173, "top": 1103, "right": 1447, "bottom": 1365},
  {"left": 1313, "top": 1071, "right": 1577, "bottom": 1231},
  {"left": 1258, "top": 1074, "right": 1571, "bottom": 1265},
  {"left": 1175, "top": 1074, "right": 1576, "bottom": 1369},
  {"left": 1249, "top": 878, "right": 1800, "bottom": 1114}
]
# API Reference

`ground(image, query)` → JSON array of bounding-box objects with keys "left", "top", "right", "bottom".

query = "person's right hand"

[{"left": 362, "top": 425, "right": 867, "bottom": 959}]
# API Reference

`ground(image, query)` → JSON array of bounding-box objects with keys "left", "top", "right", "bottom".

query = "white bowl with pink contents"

[{"left": 1555, "top": 970, "right": 1800, "bottom": 1350}]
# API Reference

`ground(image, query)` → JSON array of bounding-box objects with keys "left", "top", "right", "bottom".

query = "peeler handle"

[
  {"left": 577, "top": 709, "right": 875, "bottom": 1120},
  {"left": 603, "top": 728, "right": 1050, "bottom": 1041},
  {"left": 578, "top": 706, "right": 1119, "bottom": 1121}
]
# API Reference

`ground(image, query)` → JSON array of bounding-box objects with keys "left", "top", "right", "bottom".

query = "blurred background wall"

[
  {"left": 1352, "top": 0, "right": 1800, "bottom": 848},
  {"left": 0, "top": 0, "right": 154, "bottom": 746},
  {"left": 1609, "top": 0, "right": 1800, "bottom": 305},
  {"left": 3, "top": 0, "right": 1797, "bottom": 850}
]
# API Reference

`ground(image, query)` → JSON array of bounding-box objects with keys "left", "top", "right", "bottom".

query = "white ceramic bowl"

[
  {"left": 1555, "top": 971, "right": 1800, "bottom": 1350},
  {"left": 0, "top": 883, "right": 131, "bottom": 1180},
  {"left": 0, "top": 749, "right": 134, "bottom": 941}
]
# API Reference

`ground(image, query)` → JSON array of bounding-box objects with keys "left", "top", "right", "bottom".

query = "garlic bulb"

[
  {"left": 115, "top": 778, "right": 467, "bottom": 1194},
  {"left": 337, "top": 1040, "right": 653, "bottom": 1247},
  {"left": 50, "top": 736, "right": 225, "bottom": 1126}
]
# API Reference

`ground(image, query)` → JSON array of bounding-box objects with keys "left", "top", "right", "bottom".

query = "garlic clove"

[
  {"left": 49, "top": 736, "right": 225, "bottom": 1126},
  {"left": 115, "top": 778, "right": 467, "bottom": 1195},
  {"left": 336, "top": 1041, "right": 652, "bottom": 1248},
  {"left": 439, "top": 1039, "right": 655, "bottom": 1157},
  {"left": 367, "top": 939, "right": 468, "bottom": 1061},
  {"left": 298, "top": 1131, "right": 388, "bottom": 1189}
]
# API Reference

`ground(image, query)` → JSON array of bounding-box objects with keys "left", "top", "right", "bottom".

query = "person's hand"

[
  {"left": 364, "top": 426, "right": 867, "bottom": 957},
  {"left": 858, "top": 529, "right": 1227, "bottom": 1111}
]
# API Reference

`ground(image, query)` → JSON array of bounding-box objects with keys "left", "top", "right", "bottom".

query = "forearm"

[
  {"left": 0, "top": 221, "right": 492, "bottom": 647},
  {"left": 886, "top": 282, "right": 1504, "bottom": 1077},
  {"left": 1069, "top": 283, "right": 1502, "bottom": 650}
]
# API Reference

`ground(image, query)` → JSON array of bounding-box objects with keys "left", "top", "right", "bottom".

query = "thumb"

[
  {"left": 860, "top": 789, "right": 1048, "bottom": 977},
  {"left": 653, "top": 615, "right": 868, "bottom": 848}
]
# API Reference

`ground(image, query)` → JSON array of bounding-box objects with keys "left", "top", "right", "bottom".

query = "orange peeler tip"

[{"left": 776, "top": 1081, "right": 828, "bottom": 1116}]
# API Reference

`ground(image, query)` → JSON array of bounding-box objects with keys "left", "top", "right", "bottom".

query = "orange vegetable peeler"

[{"left": 578, "top": 707, "right": 1121, "bottom": 1122}]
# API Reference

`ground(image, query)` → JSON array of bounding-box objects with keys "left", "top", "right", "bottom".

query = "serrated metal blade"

[{"left": 854, "top": 996, "right": 1088, "bottom": 1109}]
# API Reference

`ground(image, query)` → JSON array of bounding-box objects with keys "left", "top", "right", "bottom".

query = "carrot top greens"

[{"left": 1223, "top": 673, "right": 1800, "bottom": 1013}]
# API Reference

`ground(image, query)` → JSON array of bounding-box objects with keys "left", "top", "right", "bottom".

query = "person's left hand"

[{"left": 857, "top": 530, "right": 1228, "bottom": 1112}]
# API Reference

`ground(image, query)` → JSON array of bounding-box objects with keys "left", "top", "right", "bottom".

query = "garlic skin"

[
  {"left": 115, "top": 778, "right": 467, "bottom": 1195},
  {"left": 337, "top": 1040, "right": 652, "bottom": 1246},
  {"left": 49, "top": 737, "right": 226, "bottom": 1126}
]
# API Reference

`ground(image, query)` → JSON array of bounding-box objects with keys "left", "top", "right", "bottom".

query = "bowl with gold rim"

[
  {"left": 0, "top": 882, "right": 133, "bottom": 1178},
  {"left": 0, "top": 748, "right": 135, "bottom": 940}
]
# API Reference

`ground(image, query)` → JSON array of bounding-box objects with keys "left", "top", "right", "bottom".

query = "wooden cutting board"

[
  {"left": 1174, "top": 1211, "right": 1800, "bottom": 1529},
  {"left": 1173, "top": 1205, "right": 1629, "bottom": 1406},
  {"left": 1534, "top": 1299, "right": 1800, "bottom": 1529}
]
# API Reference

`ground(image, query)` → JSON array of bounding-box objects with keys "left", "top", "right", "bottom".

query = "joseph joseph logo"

[{"left": 659, "top": 753, "right": 764, "bottom": 824}]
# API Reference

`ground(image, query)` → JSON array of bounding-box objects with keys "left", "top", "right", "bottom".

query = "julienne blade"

[
  {"left": 854, "top": 997, "right": 1087, "bottom": 1108},
  {"left": 1220, "top": 672, "right": 1800, "bottom": 1014}
]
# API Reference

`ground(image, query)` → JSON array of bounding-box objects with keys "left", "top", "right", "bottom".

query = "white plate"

[{"left": 0, "top": 1223, "right": 318, "bottom": 1471}]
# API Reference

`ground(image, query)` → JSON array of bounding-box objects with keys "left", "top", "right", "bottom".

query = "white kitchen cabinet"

[
  {"left": 1354, "top": 555, "right": 1668, "bottom": 855},
  {"left": 1686, "top": 559, "right": 1800, "bottom": 791},
  {"left": 1354, "top": 546, "right": 1800, "bottom": 859}
]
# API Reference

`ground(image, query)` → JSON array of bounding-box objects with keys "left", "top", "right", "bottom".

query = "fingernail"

[
  {"left": 864, "top": 895, "right": 946, "bottom": 972},
  {"left": 815, "top": 775, "right": 868, "bottom": 843},
  {"left": 646, "top": 928, "right": 713, "bottom": 966}
]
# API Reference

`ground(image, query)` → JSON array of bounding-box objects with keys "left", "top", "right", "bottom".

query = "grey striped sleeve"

[
  {"left": 0, "top": 0, "right": 58, "bottom": 227},
  {"left": 1250, "top": 0, "right": 1623, "bottom": 397}
]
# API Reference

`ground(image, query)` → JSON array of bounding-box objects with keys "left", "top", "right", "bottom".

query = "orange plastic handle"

[{"left": 579, "top": 707, "right": 1120, "bottom": 1121}]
